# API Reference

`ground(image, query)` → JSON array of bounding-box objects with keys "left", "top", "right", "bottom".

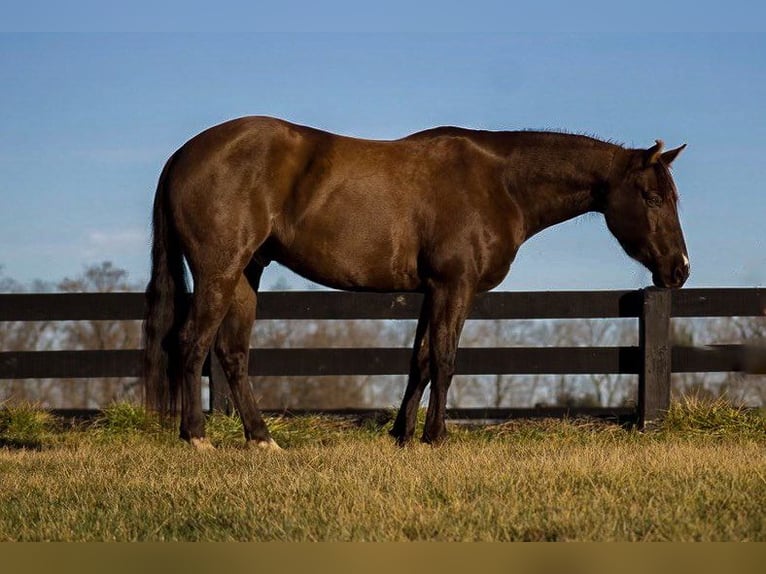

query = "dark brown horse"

[{"left": 144, "top": 116, "right": 689, "bottom": 450}]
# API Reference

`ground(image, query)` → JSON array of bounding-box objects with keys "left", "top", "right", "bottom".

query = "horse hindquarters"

[{"left": 169, "top": 195, "right": 275, "bottom": 444}]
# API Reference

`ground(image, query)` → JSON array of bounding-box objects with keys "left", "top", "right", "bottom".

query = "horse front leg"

[{"left": 421, "top": 280, "right": 474, "bottom": 445}]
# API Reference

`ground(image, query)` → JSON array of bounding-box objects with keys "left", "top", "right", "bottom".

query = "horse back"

[{"left": 166, "top": 116, "right": 518, "bottom": 291}]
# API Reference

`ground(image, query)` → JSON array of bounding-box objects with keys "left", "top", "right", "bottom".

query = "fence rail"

[{"left": 1, "top": 288, "right": 764, "bottom": 427}]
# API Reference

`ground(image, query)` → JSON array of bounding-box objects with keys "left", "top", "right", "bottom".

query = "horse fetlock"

[
  {"left": 247, "top": 438, "right": 283, "bottom": 452},
  {"left": 421, "top": 426, "right": 448, "bottom": 446},
  {"left": 190, "top": 437, "right": 215, "bottom": 451},
  {"left": 389, "top": 424, "right": 413, "bottom": 445}
]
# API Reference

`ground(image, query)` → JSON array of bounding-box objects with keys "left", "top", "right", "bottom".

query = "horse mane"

[
  {"left": 406, "top": 125, "right": 625, "bottom": 152},
  {"left": 520, "top": 128, "right": 625, "bottom": 148}
]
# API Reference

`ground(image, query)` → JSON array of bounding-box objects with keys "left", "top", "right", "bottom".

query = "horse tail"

[{"left": 143, "top": 154, "right": 188, "bottom": 416}]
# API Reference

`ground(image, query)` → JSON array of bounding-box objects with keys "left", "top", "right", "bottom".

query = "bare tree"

[
  {"left": 452, "top": 319, "right": 553, "bottom": 408},
  {"left": 0, "top": 268, "right": 62, "bottom": 405},
  {"left": 552, "top": 319, "right": 637, "bottom": 406},
  {"left": 447, "top": 318, "right": 638, "bottom": 408},
  {"left": 671, "top": 316, "right": 766, "bottom": 406},
  {"left": 250, "top": 316, "right": 403, "bottom": 409},
  {"left": 56, "top": 262, "right": 143, "bottom": 408}
]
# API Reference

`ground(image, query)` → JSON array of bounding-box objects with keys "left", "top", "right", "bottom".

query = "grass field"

[{"left": 0, "top": 399, "right": 764, "bottom": 541}]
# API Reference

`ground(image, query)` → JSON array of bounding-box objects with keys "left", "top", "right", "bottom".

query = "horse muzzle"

[{"left": 652, "top": 253, "right": 690, "bottom": 289}]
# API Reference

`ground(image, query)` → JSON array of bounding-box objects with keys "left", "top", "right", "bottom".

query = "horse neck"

[{"left": 500, "top": 136, "right": 619, "bottom": 240}]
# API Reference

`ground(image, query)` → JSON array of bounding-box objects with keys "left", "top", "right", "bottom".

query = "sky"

[{"left": 1, "top": 28, "right": 764, "bottom": 292}]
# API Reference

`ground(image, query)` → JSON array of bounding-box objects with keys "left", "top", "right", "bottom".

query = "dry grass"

[{"left": 0, "top": 401, "right": 764, "bottom": 541}]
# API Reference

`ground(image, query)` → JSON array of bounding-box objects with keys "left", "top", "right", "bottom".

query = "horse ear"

[
  {"left": 661, "top": 143, "right": 686, "bottom": 166},
  {"left": 645, "top": 139, "right": 664, "bottom": 166}
]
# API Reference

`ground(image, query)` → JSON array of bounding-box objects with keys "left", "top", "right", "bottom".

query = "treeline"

[{"left": 1, "top": 262, "right": 763, "bottom": 409}]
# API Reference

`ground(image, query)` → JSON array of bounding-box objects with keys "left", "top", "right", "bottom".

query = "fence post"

[
  {"left": 638, "top": 287, "right": 672, "bottom": 429},
  {"left": 208, "top": 347, "right": 232, "bottom": 414}
]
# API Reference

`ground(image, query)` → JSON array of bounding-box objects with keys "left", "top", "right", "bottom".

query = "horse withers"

[{"left": 143, "top": 116, "right": 689, "bottom": 450}]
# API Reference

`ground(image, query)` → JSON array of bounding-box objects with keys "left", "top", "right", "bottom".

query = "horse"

[{"left": 143, "top": 116, "right": 689, "bottom": 450}]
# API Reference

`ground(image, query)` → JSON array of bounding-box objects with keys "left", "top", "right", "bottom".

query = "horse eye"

[{"left": 644, "top": 192, "right": 663, "bottom": 207}]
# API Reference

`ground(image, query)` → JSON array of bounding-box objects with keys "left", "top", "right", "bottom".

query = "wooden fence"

[{"left": 0, "top": 288, "right": 763, "bottom": 427}]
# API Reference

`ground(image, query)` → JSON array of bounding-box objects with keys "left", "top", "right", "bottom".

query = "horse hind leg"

[
  {"left": 177, "top": 270, "right": 241, "bottom": 448},
  {"left": 214, "top": 263, "right": 281, "bottom": 451},
  {"left": 177, "top": 241, "right": 270, "bottom": 449}
]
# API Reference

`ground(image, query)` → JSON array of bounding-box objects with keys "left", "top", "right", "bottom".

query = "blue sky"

[{"left": 1, "top": 31, "right": 764, "bottom": 291}]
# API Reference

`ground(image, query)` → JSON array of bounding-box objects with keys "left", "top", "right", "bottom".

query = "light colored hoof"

[
  {"left": 247, "top": 438, "right": 283, "bottom": 452},
  {"left": 190, "top": 437, "right": 215, "bottom": 451}
]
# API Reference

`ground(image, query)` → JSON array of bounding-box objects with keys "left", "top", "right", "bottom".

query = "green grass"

[
  {"left": 660, "top": 396, "right": 766, "bottom": 439},
  {"left": 0, "top": 401, "right": 764, "bottom": 541},
  {"left": 0, "top": 402, "right": 57, "bottom": 449}
]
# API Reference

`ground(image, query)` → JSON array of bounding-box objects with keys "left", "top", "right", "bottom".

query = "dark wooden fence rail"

[{"left": 1, "top": 288, "right": 763, "bottom": 427}]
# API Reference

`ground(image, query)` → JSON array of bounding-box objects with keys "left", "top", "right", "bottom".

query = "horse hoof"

[
  {"left": 421, "top": 433, "right": 448, "bottom": 446},
  {"left": 190, "top": 437, "right": 215, "bottom": 451},
  {"left": 391, "top": 434, "right": 413, "bottom": 448},
  {"left": 247, "top": 438, "right": 283, "bottom": 452}
]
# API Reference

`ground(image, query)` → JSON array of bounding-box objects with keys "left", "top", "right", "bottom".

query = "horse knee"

[
  {"left": 214, "top": 341, "right": 247, "bottom": 374},
  {"left": 430, "top": 355, "right": 456, "bottom": 382},
  {"left": 178, "top": 328, "right": 210, "bottom": 373}
]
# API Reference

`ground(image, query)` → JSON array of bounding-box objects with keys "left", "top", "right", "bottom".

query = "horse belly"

[
  {"left": 273, "top": 221, "right": 422, "bottom": 291},
  {"left": 266, "top": 137, "right": 431, "bottom": 291}
]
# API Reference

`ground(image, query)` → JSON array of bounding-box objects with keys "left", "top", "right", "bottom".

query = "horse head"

[{"left": 604, "top": 140, "right": 689, "bottom": 288}]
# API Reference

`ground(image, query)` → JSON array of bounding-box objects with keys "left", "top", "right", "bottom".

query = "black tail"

[{"left": 143, "top": 155, "right": 188, "bottom": 416}]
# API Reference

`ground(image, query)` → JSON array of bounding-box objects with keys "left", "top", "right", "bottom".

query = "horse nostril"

[{"left": 673, "top": 260, "right": 690, "bottom": 285}]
